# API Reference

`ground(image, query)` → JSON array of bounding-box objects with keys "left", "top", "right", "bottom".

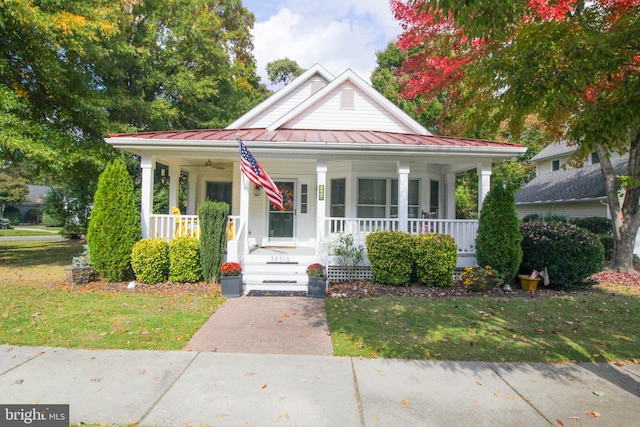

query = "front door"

[{"left": 268, "top": 181, "right": 295, "bottom": 244}]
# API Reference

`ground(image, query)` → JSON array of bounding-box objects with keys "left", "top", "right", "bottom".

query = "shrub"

[
  {"left": 2, "top": 206, "right": 22, "bottom": 225},
  {"left": 24, "top": 208, "right": 41, "bottom": 224},
  {"left": 521, "top": 214, "right": 540, "bottom": 223},
  {"left": 599, "top": 235, "right": 614, "bottom": 261},
  {"left": 87, "top": 159, "right": 141, "bottom": 282},
  {"left": 169, "top": 237, "right": 201, "bottom": 283},
  {"left": 413, "top": 233, "right": 457, "bottom": 287},
  {"left": 131, "top": 238, "right": 170, "bottom": 284},
  {"left": 329, "top": 233, "right": 364, "bottom": 280},
  {"left": 520, "top": 221, "right": 604, "bottom": 290},
  {"left": 366, "top": 231, "right": 414, "bottom": 286},
  {"left": 460, "top": 265, "right": 502, "bottom": 292},
  {"left": 199, "top": 201, "right": 230, "bottom": 283},
  {"left": 570, "top": 217, "right": 613, "bottom": 236},
  {"left": 476, "top": 179, "right": 522, "bottom": 284},
  {"left": 72, "top": 245, "right": 93, "bottom": 268}
]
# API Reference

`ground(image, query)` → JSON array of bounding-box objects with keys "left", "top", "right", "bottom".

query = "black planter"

[
  {"left": 307, "top": 276, "right": 327, "bottom": 298},
  {"left": 220, "top": 274, "right": 243, "bottom": 297}
]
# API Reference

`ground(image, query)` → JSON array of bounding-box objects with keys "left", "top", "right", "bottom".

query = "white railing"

[
  {"left": 149, "top": 214, "right": 200, "bottom": 240},
  {"left": 326, "top": 217, "right": 478, "bottom": 254}
]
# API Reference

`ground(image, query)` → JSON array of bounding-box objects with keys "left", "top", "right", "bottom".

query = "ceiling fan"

[{"left": 179, "top": 159, "right": 227, "bottom": 169}]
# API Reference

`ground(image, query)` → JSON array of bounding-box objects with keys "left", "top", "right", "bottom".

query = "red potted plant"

[
  {"left": 306, "top": 263, "right": 326, "bottom": 298},
  {"left": 220, "top": 262, "right": 243, "bottom": 297}
]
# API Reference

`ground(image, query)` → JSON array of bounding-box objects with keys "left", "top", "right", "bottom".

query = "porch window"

[
  {"left": 357, "top": 179, "right": 387, "bottom": 218},
  {"left": 206, "top": 181, "right": 232, "bottom": 211},
  {"left": 429, "top": 180, "right": 439, "bottom": 217},
  {"left": 391, "top": 179, "right": 420, "bottom": 218},
  {"left": 330, "top": 179, "right": 346, "bottom": 217}
]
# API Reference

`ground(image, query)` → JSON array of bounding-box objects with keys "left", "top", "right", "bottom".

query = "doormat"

[{"left": 247, "top": 290, "right": 307, "bottom": 297}]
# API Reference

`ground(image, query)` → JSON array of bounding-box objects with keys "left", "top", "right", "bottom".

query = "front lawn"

[
  {"left": 326, "top": 284, "right": 640, "bottom": 363},
  {"left": 0, "top": 241, "right": 223, "bottom": 350}
]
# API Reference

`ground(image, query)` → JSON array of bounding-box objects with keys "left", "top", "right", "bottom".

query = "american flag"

[{"left": 238, "top": 137, "right": 283, "bottom": 210}]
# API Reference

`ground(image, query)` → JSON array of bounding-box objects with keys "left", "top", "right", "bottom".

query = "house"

[
  {"left": 3, "top": 185, "right": 51, "bottom": 224},
  {"left": 106, "top": 64, "right": 526, "bottom": 292},
  {"left": 514, "top": 141, "right": 639, "bottom": 253}
]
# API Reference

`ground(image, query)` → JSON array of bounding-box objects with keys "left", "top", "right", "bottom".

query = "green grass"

[
  {"left": 0, "top": 228, "right": 60, "bottom": 237},
  {"left": 0, "top": 240, "right": 223, "bottom": 350},
  {"left": 326, "top": 291, "right": 640, "bottom": 363}
]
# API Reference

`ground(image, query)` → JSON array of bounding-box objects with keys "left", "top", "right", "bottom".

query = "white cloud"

[{"left": 247, "top": 0, "right": 401, "bottom": 87}]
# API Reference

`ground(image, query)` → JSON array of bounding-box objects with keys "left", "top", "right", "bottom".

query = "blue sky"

[{"left": 242, "top": 0, "right": 402, "bottom": 86}]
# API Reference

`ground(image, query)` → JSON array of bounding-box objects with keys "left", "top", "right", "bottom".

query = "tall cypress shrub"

[
  {"left": 86, "top": 159, "right": 141, "bottom": 282},
  {"left": 475, "top": 178, "right": 522, "bottom": 284},
  {"left": 199, "top": 201, "right": 230, "bottom": 283}
]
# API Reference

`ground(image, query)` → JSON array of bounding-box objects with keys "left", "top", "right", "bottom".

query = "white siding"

[
  {"left": 515, "top": 202, "right": 608, "bottom": 219},
  {"left": 281, "top": 84, "right": 417, "bottom": 133},
  {"left": 243, "top": 77, "right": 330, "bottom": 128}
]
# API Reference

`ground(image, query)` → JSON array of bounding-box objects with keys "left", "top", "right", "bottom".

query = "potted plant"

[
  {"left": 64, "top": 245, "right": 95, "bottom": 285},
  {"left": 306, "top": 263, "right": 327, "bottom": 298},
  {"left": 219, "top": 262, "right": 243, "bottom": 297},
  {"left": 518, "top": 271, "right": 541, "bottom": 291}
]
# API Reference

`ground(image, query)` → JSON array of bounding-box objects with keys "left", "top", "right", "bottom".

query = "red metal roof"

[{"left": 108, "top": 128, "right": 522, "bottom": 149}]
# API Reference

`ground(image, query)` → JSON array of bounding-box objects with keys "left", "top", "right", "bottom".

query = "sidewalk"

[{"left": 2, "top": 345, "right": 639, "bottom": 426}]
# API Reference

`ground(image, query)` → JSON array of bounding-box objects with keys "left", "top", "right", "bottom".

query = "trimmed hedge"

[
  {"left": 366, "top": 231, "right": 414, "bottom": 286},
  {"left": 520, "top": 221, "right": 604, "bottom": 290},
  {"left": 131, "top": 238, "right": 170, "bottom": 284},
  {"left": 570, "top": 217, "right": 613, "bottom": 236},
  {"left": 413, "top": 233, "right": 457, "bottom": 287},
  {"left": 169, "top": 236, "right": 202, "bottom": 283},
  {"left": 199, "top": 201, "right": 230, "bottom": 283}
]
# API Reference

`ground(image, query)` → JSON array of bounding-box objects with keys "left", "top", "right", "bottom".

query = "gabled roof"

[
  {"left": 227, "top": 64, "right": 334, "bottom": 129},
  {"left": 515, "top": 157, "right": 627, "bottom": 204},
  {"left": 531, "top": 140, "right": 576, "bottom": 161},
  {"left": 227, "top": 64, "right": 430, "bottom": 136}
]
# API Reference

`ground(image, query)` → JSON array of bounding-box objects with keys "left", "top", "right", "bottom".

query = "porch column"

[
  {"left": 445, "top": 172, "right": 456, "bottom": 219},
  {"left": 187, "top": 172, "right": 198, "bottom": 215},
  {"left": 316, "top": 161, "right": 327, "bottom": 254},
  {"left": 477, "top": 162, "right": 492, "bottom": 213},
  {"left": 240, "top": 172, "right": 250, "bottom": 255},
  {"left": 397, "top": 162, "right": 410, "bottom": 232},
  {"left": 168, "top": 164, "right": 180, "bottom": 212},
  {"left": 140, "top": 155, "right": 155, "bottom": 239}
]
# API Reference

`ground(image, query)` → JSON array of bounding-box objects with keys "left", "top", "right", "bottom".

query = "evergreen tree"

[
  {"left": 476, "top": 178, "right": 522, "bottom": 284},
  {"left": 199, "top": 201, "right": 230, "bottom": 283},
  {"left": 87, "top": 159, "right": 141, "bottom": 282}
]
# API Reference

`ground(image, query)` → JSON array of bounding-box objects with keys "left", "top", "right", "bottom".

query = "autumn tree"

[{"left": 396, "top": 0, "right": 640, "bottom": 271}]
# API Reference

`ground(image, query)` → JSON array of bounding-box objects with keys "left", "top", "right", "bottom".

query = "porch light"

[{"left": 254, "top": 185, "right": 261, "bottom": 196}]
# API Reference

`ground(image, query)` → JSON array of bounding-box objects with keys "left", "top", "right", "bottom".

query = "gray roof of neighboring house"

[
  {"left": 27, "top": 185, "right": 51, "bottom": 204},
  {"left": 531, "top": 140, "right": 576, "bottom": 161},
  {"left": 515, "top": 157, "right": 627, "bottom": 204}
]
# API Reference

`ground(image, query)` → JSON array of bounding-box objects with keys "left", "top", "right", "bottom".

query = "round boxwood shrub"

[
  {"left": 366, "top": 231, "right": 414, "bottom": 286},
  {"left": 413, "top": 233, "right": 457, "bottom": 287},
  {"left": 519, "top": 221, "right": 604, "bottom": 290},
  {"left": 131, "top": 238, "right": 170, "bottom": 284},
  {"left": 169, "top": 236, "right": 202, "bottom": 283}
]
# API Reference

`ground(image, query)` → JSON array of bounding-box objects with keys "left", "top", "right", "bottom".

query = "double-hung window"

[{"left": 357, "top": 178, "right": 420, "bottom": 218}]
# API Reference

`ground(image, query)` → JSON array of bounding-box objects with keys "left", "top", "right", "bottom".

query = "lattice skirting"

[{"left": 327, "top": 266, "right": 465, "bottom": 283}]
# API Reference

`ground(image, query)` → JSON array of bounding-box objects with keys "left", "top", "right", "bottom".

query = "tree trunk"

[{"left": 598, "top": 128, "right": 640, "bottom": 273}]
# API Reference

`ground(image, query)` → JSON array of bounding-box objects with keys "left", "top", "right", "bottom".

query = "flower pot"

[
  {"left": 64, "top": 267, "right": 93, "bottom": 286},
  {"left": 518, "top": 274, "right": 541, "bottom": 291},
  {"left": 307, "top": 276, "right": 327, "bottom": 298},
  {"left": 220, "top": 274, "right": 243, "bottom": 298}
]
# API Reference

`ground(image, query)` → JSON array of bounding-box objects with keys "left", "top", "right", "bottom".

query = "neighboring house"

[
  {"left": 515, "top": 141, "right": 639, "bottom": 253},
  {"left": 4, "top": 185, "right": 51, "bottom": 224},
  {"left": 106, "top": 64, "right": 525, "bottom": 292}
]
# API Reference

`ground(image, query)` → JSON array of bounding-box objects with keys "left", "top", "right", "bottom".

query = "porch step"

[{"left": 241, "top": 250, "right": 318, "bottom": 293}]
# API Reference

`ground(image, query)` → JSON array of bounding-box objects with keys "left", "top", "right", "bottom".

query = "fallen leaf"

[
  {"left": 588, "top": 412, "right": 601, "bottom": 418},
  {"left": 476, "top": 381, "right": 483, "bottom": 386},
  {"left": 593, "top": 391, "right": 605, "bottom": 397},
  {"left": 279, "top": 396, "right": 287, "bottom": 401},
  {"left": 216, "top": 413, "right": 229, "bottom": 418},
  {"left": 278, "top": 412, "right": 289, "bottom": 420},
  {"left": 401, "top": 399, "right": 409, "bottom": 407},
  {"left": 565, "top": 376, "right": 573, "bottom": 381},
  {"left": 569, "top": 416, "right": 581, "bottom": 420},
  {"left": 261, "top": 384, "right": 268, "bottom": 389},
  {"left": 556, "top": 419, "right": 564, "bottom": 426},
  {"left": 14, "top": 379, "right": 24, "bottom": 385},
  {"left": 245, "top": 372, "right": 255, "bottom": 376}
]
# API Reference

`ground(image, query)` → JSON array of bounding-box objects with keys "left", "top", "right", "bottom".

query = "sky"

[{"left": 242, "top": 0, "right": 403, "bottom": 87}]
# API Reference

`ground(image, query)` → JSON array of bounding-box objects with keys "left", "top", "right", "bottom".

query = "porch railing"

[
  {"left": 149, "top": 214, "right": 200, "bottom": 239},
  {"left": 326, "top": 217, "right": 478, "bottom": 254}
]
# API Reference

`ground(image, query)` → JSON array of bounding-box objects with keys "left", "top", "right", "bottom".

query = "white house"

[{"left": 106, "top": 64, "right": 526, "bottom": 292}]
